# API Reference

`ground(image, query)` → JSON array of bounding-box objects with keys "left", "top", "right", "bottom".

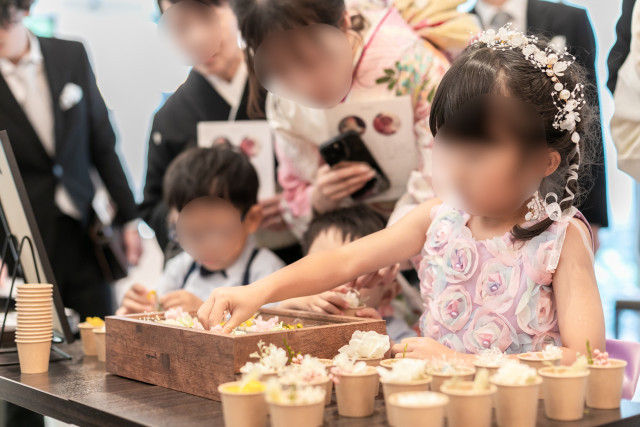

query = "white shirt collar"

[
  {"left": 0, "top": 31, "right": 43, "bottom": 76},
  {"left": 475, "top": 0, "right": 528, "bottom": 32},
  {"left": 204, "top": 60, "right": 247, "bottom": 113}
]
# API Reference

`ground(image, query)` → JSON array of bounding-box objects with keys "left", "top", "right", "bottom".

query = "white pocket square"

[{"left": 59, "top": 82, "right": 83, "bottom": 111}]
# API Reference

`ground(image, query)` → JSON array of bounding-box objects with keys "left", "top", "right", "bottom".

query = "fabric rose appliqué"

[
  {"left": 462, "top": 307, "right": 518, "bottom": 353},
  {"left": 424, "top": 210, "right": 466, "bottom": 256},
  {"left": 515, "top": 281, "right": 558, "bottom": 335},
  {"left": 522, "top": 230, "right": 558, "bottom": 285},
  {"left": 441, "top": 230, "right": 479, "bottom": 283},
  {"left": 474, "top": 260, "right": 521, "bottom": 313},
  {"left": 429, "top": 285, "right": 473, "bottom": 332}
]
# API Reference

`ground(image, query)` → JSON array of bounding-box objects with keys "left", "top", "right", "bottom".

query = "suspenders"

[{"left": 181, "top": 248, "right": 261, "bottom": 289}]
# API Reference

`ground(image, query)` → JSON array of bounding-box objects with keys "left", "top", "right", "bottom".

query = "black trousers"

[{"left": 48, "top": 214, "right": 113, "bottom": 320}]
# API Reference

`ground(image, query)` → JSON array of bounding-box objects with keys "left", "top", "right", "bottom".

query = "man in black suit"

[
  {"left": 140, "top": 0, "right": 300, "bottom": 264},
  {"left": 473, "top": 0, "right": 609, "bottom": 247},
  {"left": 0, "top": 0, "right": 141, "bottom": 320},
  {"left": 607, "top": 0, "right": 635, "bottom": 93}
]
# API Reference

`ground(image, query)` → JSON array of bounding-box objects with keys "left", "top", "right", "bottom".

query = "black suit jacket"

[
  {"left": 139, "top": 69, "right": 257, "bottom": 251},
  {"left": 607, "top": 0, "right": 635, "bottom": 93},
  {"left": 0, "top": 37, "right": 137, "bottom": 253},
  {"left": 473, "top": 0, "right": 609, "bottom": 227}
]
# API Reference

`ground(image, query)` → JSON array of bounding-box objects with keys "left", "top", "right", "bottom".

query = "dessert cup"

[
  {"left": 491, "top": 377, "right": 542, "bottom": 427},
  {"left": 334, "top": 366, "right": 379, "bottom": 417},
  {"left": 386, "top": 391, "right": 448, "bottom": 427},
  {"left": 538, "top": 366, "right": 589, "bottom": 421},
  {"left": 441, "top": 381, "right": 496, "bottom": 427}
]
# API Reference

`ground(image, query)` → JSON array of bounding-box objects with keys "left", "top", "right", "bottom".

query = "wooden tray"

[{"left": 105, "top": 308, "right": 386, "bottom": 401}]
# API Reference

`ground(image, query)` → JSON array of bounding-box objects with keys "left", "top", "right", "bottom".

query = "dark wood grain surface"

[{"left": 0, "top": 342, "right": 638, "bottom": 427}]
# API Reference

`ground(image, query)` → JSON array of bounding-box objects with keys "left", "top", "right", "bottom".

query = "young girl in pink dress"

[{"left": 198, "top": 26, "right": 606, "bottom": 363}]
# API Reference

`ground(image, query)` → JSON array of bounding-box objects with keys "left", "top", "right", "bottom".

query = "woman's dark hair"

[
  {"left": 231, "top": 0, "right": 362, "bottom": 118},
  {"left": 429, "top": 39, "right": 597, "bottom": 242},
  {"left": 156, "top": 0, "right": 224, "bottom": 14},
  {"left": 0, "top": 0, "right": 33, "bottom": 27},
  {"left": 163, "top": 145, "right": 258, "bottom": 214},
  {"left": 303, "top": 205, "right": 386, "bottom": 254}
]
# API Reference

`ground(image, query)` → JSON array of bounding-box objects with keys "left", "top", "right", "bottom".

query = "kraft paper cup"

[
  {"left": 335, "top": 366, "right": 379, "bottom": 417},
  {"left": 428, "top": 366, "right": 476, "bottom": 393},
  {"left": 491, "top": 377, "right": 542, "bottom": 427},
  {"left": 78, "top": 323, "right": 97, "bottom": 356},
  {"left": 441, "top": 381, "right": 496, "bottom": 427},
  {"left": 381, "top": 377, "right": 432, "bottom": 426},
  {"left": 586, "top": 359, "right": 627, "bottom": 409},
  {"left": 342, "top": 305, "right": 366, "bottom": 317},
  {"left": 355, "top": 356, "right": 383, "bottom": 367},
  {"left": 218, "top": 381, "right": 267, "bottom": 427},
  {"left": 539, "top": 366, "right": 589, "bottom": 421},
  {"left": 267, "top": 398, "right": 325, "bottom": 427},
  {"left": 94, "top": 328, "right": 106, "bottom": 362},
  {"left": 386, "top": 391, "right": 448, "bottom": 427},
  {"left": 17, "top": 341, "right": 51, "bottom": 374},
  {"left": 518, "top": 352, "right": 561, "bottom": 398}
]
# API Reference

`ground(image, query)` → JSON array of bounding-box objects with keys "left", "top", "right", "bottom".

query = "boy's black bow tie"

[{"left": 199, "top": 265, "right": 227, "bottom": 278}]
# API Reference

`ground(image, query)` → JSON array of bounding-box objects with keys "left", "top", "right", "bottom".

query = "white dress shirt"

[
  {"left": 475, "top": 0, "right": 528, "bottom": 32},
  {"left": 204, "top": 60, "right": 247, "bottom": 121},
  {"left": 0, "top": 31, "right": 81, "bottom": 219},
  {"left": 153, "top": 237, "right": 285, "bottom": 302}
]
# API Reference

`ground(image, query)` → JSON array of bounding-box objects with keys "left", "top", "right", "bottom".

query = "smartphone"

[{"left": 319, "top": 130, "right": 390, "bottom": 201}]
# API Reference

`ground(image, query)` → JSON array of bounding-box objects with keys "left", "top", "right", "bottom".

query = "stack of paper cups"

[{"left": 15, "top": 283, "right": 53, "bottom": 374}]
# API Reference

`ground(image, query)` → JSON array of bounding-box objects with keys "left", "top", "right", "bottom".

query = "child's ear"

[
  {"left": 243, "top": 204, "right": 262, "bottom": 234},
  {"left": 544, "top": 149, "right": 562, "bottom": 177}
]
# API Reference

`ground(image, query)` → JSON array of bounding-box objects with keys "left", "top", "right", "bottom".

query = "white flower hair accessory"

[{"left": 473, "top": 25, "right": 585, "bottom": 223}]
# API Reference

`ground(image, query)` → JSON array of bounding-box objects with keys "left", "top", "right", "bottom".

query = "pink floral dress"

[{"left": 418, "top": 203, "right": 591, "bottom": 354}]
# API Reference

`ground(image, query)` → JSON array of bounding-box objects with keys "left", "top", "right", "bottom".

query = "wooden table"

[{"left": 0, "top": 342, "right": 638, "bottom": 427}]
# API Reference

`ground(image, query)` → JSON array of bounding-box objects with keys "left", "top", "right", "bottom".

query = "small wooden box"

[{"left": 105, "top": 308, "right": 386, "bottom": 401}]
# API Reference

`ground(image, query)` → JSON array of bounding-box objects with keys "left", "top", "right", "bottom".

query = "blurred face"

[
  {"left": 253, "top": 23, "right": 354, "bottom": 109},
  {"left": 0, "top": 8, "right": 28, "bottom": 61},
  {"left": 175, "top": 198, "right": 261, "bottom": 270},
  {"left": 160, "top": 0, "right": 241, "bottom": 76}
]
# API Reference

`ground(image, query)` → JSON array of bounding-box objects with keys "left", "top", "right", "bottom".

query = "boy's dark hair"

[
  {"left": 303, "top": 205, "right": 386, "bottom": 254},
  {"left": 429, "top": 37, "right": 597, "bottom": 242},
  {"left": 163, "top": 145, "right": 258, "bottom": 214},
  {"left": 157, "top": 0, "right": 224, "bottom": 14},
  {"left": 0, "top": 0, "right": 33, "bottom": 27}
]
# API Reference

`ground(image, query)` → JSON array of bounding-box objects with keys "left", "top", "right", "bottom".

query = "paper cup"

[
  {"left": 539, "top": 366, "right": 589, "bottom": 421},
  {"left": 586, "top": 359, "right": 626, "bottom": 409},
  {"left": 335, "top": 366, "right": 379, "bottom": 417},
  {"left": 381, "top": 358, "right": 400, "bottom": 368},
  {"left": 491, "top": 377, "right": 542, "bottom": 427},
  {"left": 518, "top": 352, "right": 560, "bottom": 398},
  {"left": 381, "top": 377, "right": 432, "bottom": 425},
  {"left": 267, "top": 399, "right": 324, "bottom": 427},
  {"left": 428, "top": 366, "right": 476, "bottom": 393},
  {"left": 78, "top": 323, "right": 97, "bottom": 356},
  {"left": 94, "top": 328, "right": 106, "bottom": 362},
  {"left": 218, "top": 381, "right": 267, "bottom": 427},
  {"left": 386, "top": 391, "right": 448, "bottom": 427},
  {"left": 355, "top": 356, "right": 383, "bottom": 367},
  {"left": 17, "top": 341, "right": 51, "bottom": 374},
  {"left": 441, "top": 381, "right": 496, "bottom": 427},
  {"left": 342, "top": 305, "right": 366, "bottom": 317}
]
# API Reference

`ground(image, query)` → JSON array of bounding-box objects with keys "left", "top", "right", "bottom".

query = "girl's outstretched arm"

[
  {"left": 198, "top": 199, "right": 440, "bottom": 331},
  {"left": 553, "top": 220, "right": 606, "bottom": 364}
]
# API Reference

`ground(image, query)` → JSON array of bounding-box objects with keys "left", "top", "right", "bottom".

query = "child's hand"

[
  {"left": 159, "top": 290, "right": 204, "bottom": 312},
  {"left": 391, "top": 337, "right": 455, "bottom": 360},
  {"left": 197, "top": 286, "right": 263, "bottom": 332},
  {"left": 116, "top": 283, "right": 153, "bottom": 315},
  {"left": 259, "top": 195, "right": 287, "bottom": 231},
  {"left": 279, "top": 291, "right": 349, "bottom": 315},
  {"left": 348, "top": 263, "right": 400, "bottom": 289},
  {"left": 353, "top": 307, "right": 382, "bottom": 320}
]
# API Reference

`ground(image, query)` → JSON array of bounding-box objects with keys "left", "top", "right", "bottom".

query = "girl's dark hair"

[
  {"left": 163, "top": 145, "right": 258, "bottom": 214},
  {"left": 157, "top": 0, "right": 224, "bottom": 14},
  {"left": 303, "top": 205, "right": 386, "bottom": 254},
  {"left": 231, "top": 0, "right": 362, "bottom": 118},
  {"left": 0, "top": 0, "right": 33, "bottom": 27},
  {"left": 429, "top": 39, "right": 597, "bottom": 242}
]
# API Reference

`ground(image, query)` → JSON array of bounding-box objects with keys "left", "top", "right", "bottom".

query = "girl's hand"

[
  {"left": 312, "top": 163, "right": 376, "bottom": 213},
  {"left": 391, "top": 337, "right": 457, "bottom": 360},
  {"left": 259, "top": 195, "right": 288, "bottom": 231},
  {"left": 159, "top": 290, "right": 204, "bottom": 312},
  {"left": 348, "top": 263, "right": 400, "bottom": 290},
  {"left": 279, "top": 291, "right": 350, "bottom": 315},
  {"left": 197, "top": 286, "right": 263, "bottom": 332},
  {"left": 353, "top": 307, "right": 382, "bottom": 320},
  {"left": 116, "top": 283, "right": 153, "bottom": 315}
]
